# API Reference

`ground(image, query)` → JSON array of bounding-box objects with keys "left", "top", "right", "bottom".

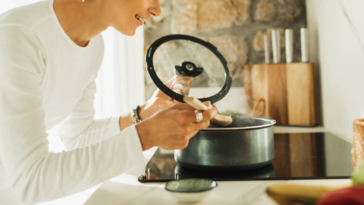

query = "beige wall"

[{"left": 307, "top": 0, "right": 364, "bottom": 140}]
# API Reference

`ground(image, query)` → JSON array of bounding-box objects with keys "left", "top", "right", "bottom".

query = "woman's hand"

[
  {"left": 138, "top": 75, "right": 193, "bottom": 120},
  {"left": 135, "top": 102, "right": 217, "bottom": 151},
  {"left": 118, "top": 75, "right": 194, "bottom": 132},
  {"left": 169, "top": 74, "right": 194, "bottom": 97}
]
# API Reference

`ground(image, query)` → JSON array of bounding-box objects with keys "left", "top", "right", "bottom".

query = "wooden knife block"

[{"left": 243, "top": 63, "right": 317, "bottom": 126}]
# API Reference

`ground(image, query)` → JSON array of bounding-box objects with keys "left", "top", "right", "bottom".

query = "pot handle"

[{"left": 251, "top": 98, "right": 266, "bottom": 117}]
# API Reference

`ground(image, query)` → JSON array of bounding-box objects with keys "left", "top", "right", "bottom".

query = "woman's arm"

[
  {"left": 59, "top": 76, "right": 185, "bottom": 150},
  {"left": 58, "top": 79, "right": 125, "bottom": 150},
  {"left": 0, "top": 25, "right": 148, "bottom": 204}
]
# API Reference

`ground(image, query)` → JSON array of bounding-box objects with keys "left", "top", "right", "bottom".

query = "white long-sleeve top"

[{"left": 0, "top": 0, "right": 147, "bottom": 204}]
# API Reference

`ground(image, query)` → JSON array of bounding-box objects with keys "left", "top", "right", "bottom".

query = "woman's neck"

[{"left": 53, "top": 0, "right": 109, "bottom": 47}]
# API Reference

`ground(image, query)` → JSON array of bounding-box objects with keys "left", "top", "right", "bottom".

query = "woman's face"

[{"left": 109, "top": 0, "right": 161, "bottom": 36}]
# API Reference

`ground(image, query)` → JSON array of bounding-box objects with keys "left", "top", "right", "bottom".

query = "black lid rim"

[{"left": 146, "top": 34, "right": 232, "bottom": 104}]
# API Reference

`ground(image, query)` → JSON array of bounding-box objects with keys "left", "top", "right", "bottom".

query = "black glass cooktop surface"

[{"left": 138, "top": 132, "right": 353, "bottom": 182}]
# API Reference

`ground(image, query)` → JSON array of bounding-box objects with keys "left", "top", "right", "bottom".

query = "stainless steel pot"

[{"left": 175, "top": 116, "right": 276, "bottom": 172}]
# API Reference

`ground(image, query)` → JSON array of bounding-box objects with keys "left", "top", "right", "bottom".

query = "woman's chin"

[{"left": 114, "top": 27, "right": 136, "bottom": 36}]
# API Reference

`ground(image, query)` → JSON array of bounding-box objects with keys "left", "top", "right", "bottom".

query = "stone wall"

[{"left": 144, "top": 0, "right": 307, "bottom": 104}]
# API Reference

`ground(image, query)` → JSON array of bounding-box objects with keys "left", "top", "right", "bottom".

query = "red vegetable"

[{"left": 315, "top": 186, "right": 364, "bottom": 205}]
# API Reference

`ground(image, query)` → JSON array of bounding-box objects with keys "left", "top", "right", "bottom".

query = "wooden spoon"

[{"left": 183, "top": 96, "right": 233, "bottom": 127}]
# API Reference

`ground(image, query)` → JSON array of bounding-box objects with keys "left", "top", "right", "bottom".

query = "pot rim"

[{"left": 202, "top": 117, "right": 276, "bottom": 131}]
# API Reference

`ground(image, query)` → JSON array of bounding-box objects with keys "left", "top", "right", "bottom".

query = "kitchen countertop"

[
  {"left": 273, "top": 125, "right": 327, "bottom": 134},
  {"left": 36, "top": 126, "right": 353, "bottom": 205}
]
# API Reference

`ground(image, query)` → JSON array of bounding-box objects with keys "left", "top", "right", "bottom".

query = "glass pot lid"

[{"left": 146, "top": 34, "right": 232, "bottom": 104}]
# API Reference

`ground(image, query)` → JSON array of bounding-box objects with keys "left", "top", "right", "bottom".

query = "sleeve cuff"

[
  {"left": 120, "top": 124, "right": 148, "bottom": 169},
  {"left": 111, "top": 115, "right": 144, "bottom": 155},
  {"left": 111, "top": 116, "right": 147, "bottom": 166},
  {"left": 109, "top": 115, "right": 123, "bottom": 136}
]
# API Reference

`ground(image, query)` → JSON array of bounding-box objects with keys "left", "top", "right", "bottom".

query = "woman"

[{"left": 0, "top": 0, "right": 217, "bottom": 204}]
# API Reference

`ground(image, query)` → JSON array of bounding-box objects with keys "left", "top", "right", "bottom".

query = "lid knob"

[
  {"left": 174, "top": 61, "right": 204, "bottom": 77},
  {"left": 185, "top": 63, "right": 194, "bottom": 71}
]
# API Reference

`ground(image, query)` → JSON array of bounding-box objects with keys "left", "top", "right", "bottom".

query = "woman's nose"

[{"left": 149, "top": 0, "right": 161, "bottom": 17}]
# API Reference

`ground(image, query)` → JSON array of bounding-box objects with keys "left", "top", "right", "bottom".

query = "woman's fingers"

[
  {"left": 172, "top": 84, "right": 183, "bottom": 95},
  {"left": 175, "top": 75, "right": 193, "bottom": 96},
  {"left": 171, "top": 101, "right": 202, "bottom": 111},
  {"left": 203, "top": 101, "right": 212, "bottom": 108},
  {"left": 136, "top": 96, "right": 217, "bottom": 151},
  {"left": 164, "top": 77, "right": 176, "bottom": 87},
  {"left": 152, "top": 77, "right": 176, "bottom": 99},
  {"left": 154, "top": 75, "right": 194, "bottom": 99},
  {"left": 175, "top": 75, "right": 193, "bottom": 85},
  {"left": 175, "top": 105, "right": 217, "bottom": 125},
  {"left": 172, "top": 100, "right": 212, "bottom": 111}
]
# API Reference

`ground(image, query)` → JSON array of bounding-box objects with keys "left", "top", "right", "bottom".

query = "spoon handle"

[
  {"left": 183, "top": 96, "right": 209, "bottom": 111},
  {"left": 183, "top": 97, "right": 232, "bottom": 126}
]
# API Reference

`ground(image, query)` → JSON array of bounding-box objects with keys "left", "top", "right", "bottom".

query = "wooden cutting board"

[
  {"left": 286, "top": 63, "right": 316, "bottom": 126},
  {"left": 244, "top": 63, "right": 288, "bottom": 125},
  {"left": 243, "top": 63, "right": 316, "bottom": 126}
]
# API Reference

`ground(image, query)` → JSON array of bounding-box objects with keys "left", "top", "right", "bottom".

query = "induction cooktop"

[{"left": 138, "top": 132, "right": 353, "bottom": 183}]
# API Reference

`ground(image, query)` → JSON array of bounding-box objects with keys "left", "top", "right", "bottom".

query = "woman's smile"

[
  {"left": 135, "top": 14, "right": 146, "bottom": 26},
  {"left": 109, "top": 0, "right": 161, "bottom": 36}
]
